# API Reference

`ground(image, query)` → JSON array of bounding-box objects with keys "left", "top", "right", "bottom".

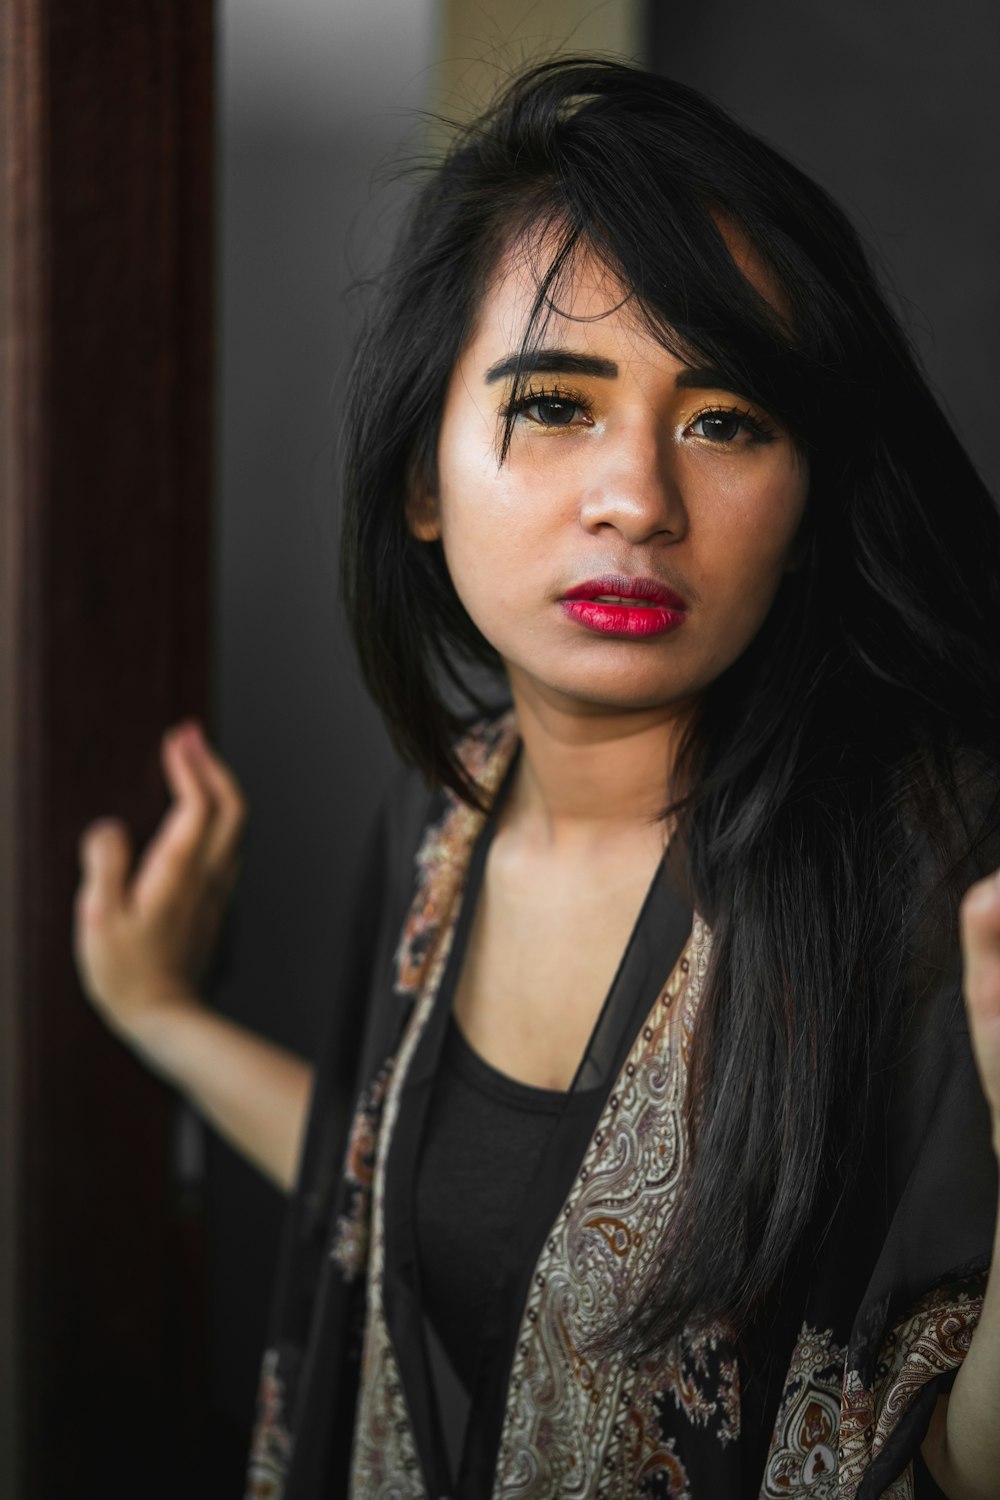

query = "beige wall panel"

[{"left": 432, "top": 0, "right": 644, "bottom": 123}]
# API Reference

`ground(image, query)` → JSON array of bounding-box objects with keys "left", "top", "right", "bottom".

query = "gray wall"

[
  {"left": 648, "top": 0, "right": 999, "bottom": 494},
  {"left": 204, "top": 0, "right": 434, "bottom": 1476}
]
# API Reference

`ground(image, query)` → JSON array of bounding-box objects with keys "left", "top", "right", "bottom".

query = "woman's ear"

[{"left": 405, "top": 485, "right": 441, "bottom": 543}]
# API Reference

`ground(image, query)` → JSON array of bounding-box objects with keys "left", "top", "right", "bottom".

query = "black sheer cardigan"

[{"left": 244, "top": 728, "right": 999, "bottom": 1499}]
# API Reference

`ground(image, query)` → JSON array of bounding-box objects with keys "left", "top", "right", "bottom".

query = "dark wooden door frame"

[{"left": 1, "top": 4, "right": 215, "bottom": 1494}]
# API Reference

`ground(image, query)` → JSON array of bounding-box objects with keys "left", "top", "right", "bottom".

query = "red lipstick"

[{"left": 559, "top": 575, "right": 687, "bottom": 639}]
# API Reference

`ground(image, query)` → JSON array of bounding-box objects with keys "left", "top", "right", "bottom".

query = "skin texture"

[{"left": 409, "top": 234, "right": 809, "bottom": 746}]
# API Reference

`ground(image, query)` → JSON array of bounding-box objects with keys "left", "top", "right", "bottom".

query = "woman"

[{"left": 73, "top": 58, "right": 1000, "bottom": 1499}]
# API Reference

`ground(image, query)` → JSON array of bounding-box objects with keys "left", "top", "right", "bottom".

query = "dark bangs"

[{"left": 490, "top": 153, "right": 819, "bottom": 474}]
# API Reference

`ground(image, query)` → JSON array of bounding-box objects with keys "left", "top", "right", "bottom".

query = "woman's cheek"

[{"left": 696, "top": 534, "right": 797, "bottom": 668}]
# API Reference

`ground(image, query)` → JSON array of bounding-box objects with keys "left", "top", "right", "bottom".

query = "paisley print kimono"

[{"left": 244, "top": 713, "right": 997, "bottom": 1500}]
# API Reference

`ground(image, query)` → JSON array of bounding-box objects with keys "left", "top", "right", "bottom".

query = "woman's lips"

[{"left": 559, "top": 575, "right": 687, "bottom": 638}]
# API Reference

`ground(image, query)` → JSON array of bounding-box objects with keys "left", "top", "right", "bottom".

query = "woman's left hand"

[{"left": 960, "top": 868, "right": 1000, "bottom": 1156}]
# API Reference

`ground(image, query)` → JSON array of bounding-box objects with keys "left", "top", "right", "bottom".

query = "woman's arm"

[
  {"left": 74, "top": 722, "right": 313, "bottom": 1194},
  {"left": 920, "top": 870, "right": 1000, "bottom": 1499},
  {"left": 125, "top": 998, "right": 314, "bottom": 1194}
]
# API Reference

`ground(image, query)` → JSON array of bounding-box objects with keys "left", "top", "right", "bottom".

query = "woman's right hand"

[{"left": 73, "top": 721, "right": 248, "bottom": 1048}]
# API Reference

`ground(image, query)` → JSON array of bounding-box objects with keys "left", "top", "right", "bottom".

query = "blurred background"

[{"left": 1, "top": 0, "right": 996, "bottom": 1494}]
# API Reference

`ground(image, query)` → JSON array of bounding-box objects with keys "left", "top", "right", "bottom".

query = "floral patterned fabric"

[{"left": 245, "top": 714, "right": 996, "bottom": 1500}]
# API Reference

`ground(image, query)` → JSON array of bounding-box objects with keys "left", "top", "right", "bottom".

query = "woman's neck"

[{"left": 501, "top": 675, "right": 695, "bottom": 855}]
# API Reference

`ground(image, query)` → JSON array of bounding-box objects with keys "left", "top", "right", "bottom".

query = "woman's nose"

[{"left": 576, "top": 429, "right": 687, "bottom": 544}]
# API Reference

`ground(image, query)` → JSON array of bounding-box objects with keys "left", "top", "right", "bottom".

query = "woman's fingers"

[
  {"left": 73, "top": 723, "right": 250, "bottom": 1038},
  {"left": 180, "top": 727, "right": 248, "bottom": 877},
  {"left": 75, "top": 818, "right": 132, "bottom": 927},
  {"left": 959, "top": 870, "right": 1000, "bottom": 1135},
  {"left": 73, "top": 817, "right": 141, "bottom": 1016},
  {"left": 131, "top": 726, "right": 221, "bottom": 913}
]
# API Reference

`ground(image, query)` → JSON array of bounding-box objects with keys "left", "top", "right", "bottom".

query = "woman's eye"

[
  {"left": 688, "top": 408, "right": 773, "bottom": 444},
  {"left": 504, "top": 388, "right": 592, "bottom": 428},
  {"left": 523, "top": 396, "right": 583, "bottom": 427}
]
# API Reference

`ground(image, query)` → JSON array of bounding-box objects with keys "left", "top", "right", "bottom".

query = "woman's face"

[{"left": 408, "top": 234, "right": 809, "bottom": 721}]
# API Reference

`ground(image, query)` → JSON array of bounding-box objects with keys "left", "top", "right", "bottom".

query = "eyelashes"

[
  {"left": 498, "top": 382, "right": 778, "bottom": 445},
  {"left": 688, "top": 403, "right": 776, "bottom": 445},
  {"left": 499, "top": 383, "right": 593, "bottom": 430}
]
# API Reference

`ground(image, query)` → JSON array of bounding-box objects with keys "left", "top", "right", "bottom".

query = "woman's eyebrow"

[
  {"left": 483, "top": 352, "right": 750, "bottom": 397},
  {"left": 484, "top": 349, "right": 619, "bottom": 383},
  {"left": 674, "top": 364, "right": 746, "bottom": 393}
]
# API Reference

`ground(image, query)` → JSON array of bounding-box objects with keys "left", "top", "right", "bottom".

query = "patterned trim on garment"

[
  {"left": 334, "top": 713, "right": 517, "bottom": 1284},
  {"left": 350, "top": 715, "right": 518, "bottom": 1494},
  {"left": 491, "top": 916, "right": 717, "bottom": 1500},
  {"left": 244, "top": 1347, "right": 294, "bottom": 1500},
  {"left": 759, "top": 1324, "right": 847, "bottom": 1498},
  {"left": 329, "top": 1059, "right": 395, "bottom": 1280},
  {"left": 393, "top": 710, "right": 518, "bottom": 997},
  {"left": 350, "top": 1294, "right": 429, "bottom": 1499},
  {"left": 348, "top": 869, "right": 459, "bottom": 1495},
  {"left": 838, "top": 1275, "right": 985, "bottom": 1500}
]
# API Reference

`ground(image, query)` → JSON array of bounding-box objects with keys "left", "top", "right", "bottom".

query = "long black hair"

[{"left": 340, "top": 57, "right": 1000, "bottom": 1355}]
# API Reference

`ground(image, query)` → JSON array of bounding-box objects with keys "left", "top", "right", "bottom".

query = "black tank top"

[{"left": 412, "top": 1012, "right": 570, "bottom": 1389}]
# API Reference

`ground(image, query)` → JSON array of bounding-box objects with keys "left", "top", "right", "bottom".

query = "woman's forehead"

[
  {"left": 479, "top": 236, "right": 637, "bottom": 346},
  {"left": 471, "top": 214, "right": 793, "bottom": 358}
]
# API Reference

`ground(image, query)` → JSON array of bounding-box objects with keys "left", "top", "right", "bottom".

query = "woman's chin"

[{"left": 503, "top": 664, "right": 699, "bottom": 718}]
